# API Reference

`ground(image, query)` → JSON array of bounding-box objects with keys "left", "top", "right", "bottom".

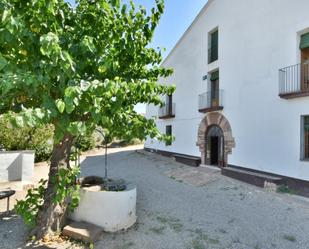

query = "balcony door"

[
  {"left": 166, "top": 94, "right": 173, "bottom": 115},
  {"left": 300, "top": 33, "right": 309, "bottom": 91},
  {"left": 210, "top": 71, "right": 219, "bottom": 107}
]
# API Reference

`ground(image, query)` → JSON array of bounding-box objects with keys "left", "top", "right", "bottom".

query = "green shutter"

[
  {"left": 165, "top": 125, "right": 172, "bottom": 146},
  {"left": 304, "top": 116, "right": 309, "bottom": 132},
  {"left": 210, "top": 70, "right": 219, "bottom": 81},
  {"left": 209, "top": 30, "right": 218, "bottom": 63},
  {"left": 300, "top": 33, "right": 309, "bottom": 50},
  {"left": 212, "top": 30, "right": 218, "bottom": 49}
]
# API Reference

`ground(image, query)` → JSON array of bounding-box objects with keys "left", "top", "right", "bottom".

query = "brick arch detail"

[{"left": 196, "top": 112, "right": 235, "bottom": 166}]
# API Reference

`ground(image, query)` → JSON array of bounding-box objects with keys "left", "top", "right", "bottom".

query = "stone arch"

[{"left": 196, "top": 112, "right": 235, "bottom": 166}]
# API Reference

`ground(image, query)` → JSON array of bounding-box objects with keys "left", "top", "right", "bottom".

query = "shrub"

[
  {"left": 121, "top": 138, "right": 144, "bottom": 146},
  {"left": 276, "top": 185, "right": 297, "bottom": 195},
  {"left": 34, "top": 144, "right": 53, "bottom": 163},
  {"left": 0, "top": 116, "right": 97, "bottom": 162},
  {"left": 0, "top": 117, "right": 54, "bottom": 162},
  {"left": 75, "top": 132, "right": 96, "bottom": 152}
]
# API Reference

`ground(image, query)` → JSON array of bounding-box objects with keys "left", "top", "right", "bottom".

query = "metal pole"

[
  {"left": 7, "top": 197, "right": 10, "bottom": 212},
  {"left": 105, "top": 142, "right": 108, "bottom": 179},
  {"left": 95, "top": 128, "right": 109, "bottom": 180}
]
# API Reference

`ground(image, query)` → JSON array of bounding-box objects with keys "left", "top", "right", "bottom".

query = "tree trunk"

[{"left": 35, "top": 133, "right": 74, "bottom": 240}]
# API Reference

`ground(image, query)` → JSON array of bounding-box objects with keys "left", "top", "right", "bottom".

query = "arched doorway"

[
  {"left": 197, "top": 112, "right": 235, "bottom": 167},
  {"left": 205, "top": 125, "right": 224, "bottom": 166}
]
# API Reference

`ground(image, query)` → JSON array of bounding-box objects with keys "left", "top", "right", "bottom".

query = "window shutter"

[
  {"left": 300, "top": 33, "right": 309, "bottom": 50},
  {"left": 165, "top": 125, "right": 172, "bottom": 146},
  {"left": 166, "top": 125, "right": 172, "bottom": 136},
  {"left": 304, "top": 116, "right": 309, "bottom": 132},
  {"left": 303, "top": 116, "right": 309, "bottom": 160},
  {"left": 212, "top": 30, "right": 218, "bottom": 50},
  {"left": 209, "top": 30, "right": 219, "bottom": 63}
]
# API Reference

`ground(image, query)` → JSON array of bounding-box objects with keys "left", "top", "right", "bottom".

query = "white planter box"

[
  {"left": 0, "top": 151, "right": 35, "bottom": 183},
  {"left": 70, "top": 184, "right": 137, "bottom": 232}
]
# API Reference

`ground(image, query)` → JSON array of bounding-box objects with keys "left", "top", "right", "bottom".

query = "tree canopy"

[
  {"left": 0, "top": 0, "right": 174, "bottom": 239},
  {"left": 0, "top": 0, "right": 174, "bottom": 143}
]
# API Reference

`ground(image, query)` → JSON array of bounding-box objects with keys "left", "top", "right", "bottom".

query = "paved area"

[{"left": 1, "top": 146, "right": 309, "bottom": 249}]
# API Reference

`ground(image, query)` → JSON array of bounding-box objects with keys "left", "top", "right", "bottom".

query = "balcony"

[
  {"left": 279, "top": 63, "right": 309, "bottom": 99},
  {"left": 158, "top": 103, "right": 175, "bottom": 119},
  {"left": 198, "top": 90, "right": 224, "bottom": 113}
]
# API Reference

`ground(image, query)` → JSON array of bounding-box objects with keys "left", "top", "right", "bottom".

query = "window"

[
  {"left": 302, "top": 116, "right": 309, "bottom": 160},
  {"left": 166, "top": 125, "right": 172, "bottom": 146},
  {"left": 208, "top": 29, "right": 218, "bottom": 63},
  {"left": 159, "top": 94, "right": 175, "bottom": 119}
]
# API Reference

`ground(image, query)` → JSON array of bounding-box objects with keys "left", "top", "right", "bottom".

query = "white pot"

[{"left": 70, "top": 184, "right": 137, "bottom": 232}]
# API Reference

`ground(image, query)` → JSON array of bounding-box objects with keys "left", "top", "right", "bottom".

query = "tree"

[{"left": 0, "top": 0, "right": 174, "bottom": 239}]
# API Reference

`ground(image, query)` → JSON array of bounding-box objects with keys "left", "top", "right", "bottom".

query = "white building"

[{"left": 145, "top": 0, "right": 309, "bottom": 193}]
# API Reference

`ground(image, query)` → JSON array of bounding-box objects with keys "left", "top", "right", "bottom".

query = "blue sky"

[
  {"left": 122, "top": 0, "right": 208, "bottom": 59},
  {"left": 66, "top": 0, "right": 208, "bottom": 112}
]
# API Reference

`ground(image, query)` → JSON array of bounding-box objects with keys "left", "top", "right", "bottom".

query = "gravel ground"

[
  {"left": 81, "top": 148, "right": 309, "bottom": 249},
  {"left": 1, "top": 146, "right": 309, "bottom": 249}
]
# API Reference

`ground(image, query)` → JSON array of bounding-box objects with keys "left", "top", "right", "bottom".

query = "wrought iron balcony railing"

[
  {"left": 198, "top": 90, "right": 224, "bottom": 113},
  {"left": 158, "top": 103, "right": 175, "bottom": 119},
  {"left": 279, "top": 63, "right": 309, "bottom": 99}
]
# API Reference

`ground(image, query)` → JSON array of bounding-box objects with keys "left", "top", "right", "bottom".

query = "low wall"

[
  {"left": 0, "top": 151, "right": 35, "bottom": 183},
  {"left": 71, "top": 184, "right": 137, "bottom": 232}
]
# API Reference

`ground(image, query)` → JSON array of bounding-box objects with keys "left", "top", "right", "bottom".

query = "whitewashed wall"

[
  {"left": 0, "top": 151, "right": 35, "bottom": 182},
  {"left": 71, "top": 185, "right": 137, "bottom": 232},
  {"left": 146, "top": 0, "right": 309, "bottom": 180}
]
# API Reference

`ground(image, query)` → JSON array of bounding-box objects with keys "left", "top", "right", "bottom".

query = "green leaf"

[
  {"left": 81, "top": 36, "right": 95, "bottom": 53},
  {"left": 39, "top": 32, "right": 60, "bottom": 57},
  {"left": 1, "top": 9, "right": 10, "bottom": 23},
  {"left": 55, "top": 99, "right": 65, "bottom": 113},
  {"left": 98, "top": 65, "right": 107, "bottom": 74},
  {"left": 68, "top": 121, "right": 86, "bottom": 136},
  {"left": 60, "top": 51, "right": 75, "bottom": 72},
  {"left": 64, "top": 97, "right": 75, "bottom": 114},
  {"left": 0, "top": 54, "right": 7, "bottom": 70}
]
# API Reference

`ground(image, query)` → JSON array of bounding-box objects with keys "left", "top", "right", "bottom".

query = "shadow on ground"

[{"left": 0, "top": 211, "right": 28, "bottom": 249}]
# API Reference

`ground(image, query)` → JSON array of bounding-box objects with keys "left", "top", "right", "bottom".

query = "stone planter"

[
  {"left": 70, "top": 184, "right": 137, "bottom": 232},
  {"left": 0, "top": 151, "right": 35, "bottom": 183}
]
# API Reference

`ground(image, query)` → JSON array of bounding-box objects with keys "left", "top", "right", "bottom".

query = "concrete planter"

[
  {"left": 70, "top": 184, "right": 137, "bottom": 232},
  {"left": 0, "top": 151, "right": 35, "bottom": 183}
]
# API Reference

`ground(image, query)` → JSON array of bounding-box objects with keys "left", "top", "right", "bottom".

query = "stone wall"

[{"left": 197, "top": 112, "right": 235, "bottom": 166}]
